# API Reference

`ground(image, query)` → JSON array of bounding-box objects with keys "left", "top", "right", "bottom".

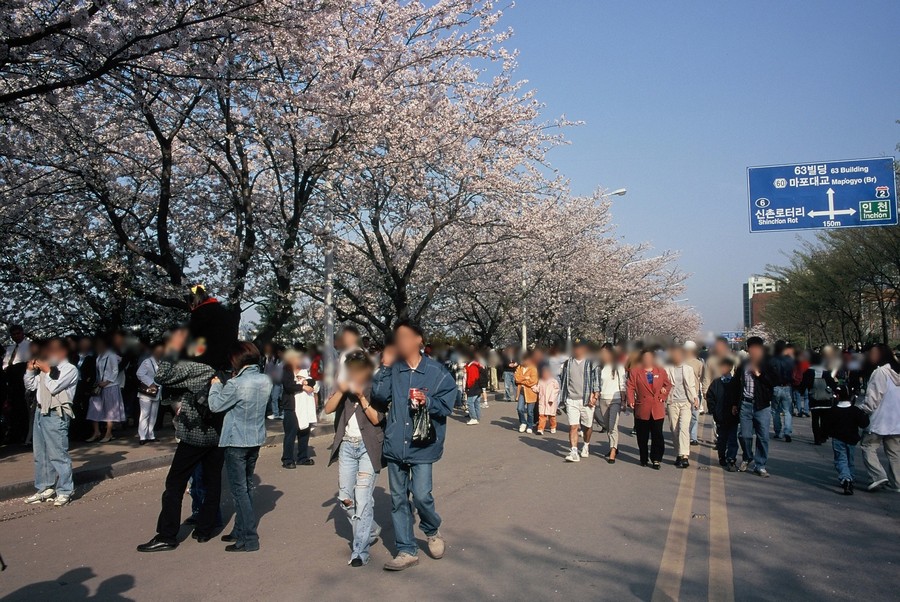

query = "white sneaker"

[
  {"left": 526, "top": 428, "right": 533, "bottom": 434},
  {"left": 536, "top": 430, "right": 544, "bottom": 435},
  {"left": 25, "top": 488, "right": 55, "bottom": 504},
  {"left": 466, "top": 419, "right": 479, "bottom": 425},
  {"left": 867, "top": 478, "right": 889, "bottom": 491},
  {"left": 565, "top": 450, "right": 580, "bottom": 463},
  {"left": 550, "top": 428, "right": 557, "bottom": 434},
  {"left": 482, "top": 402, "right": 490, "bottom": 408},
  {"left": 738, "top": 461, "right": 750, "bottom": 472},
  {"left": 53, "top": 495, "right": 71, "bottom": 507},
  {"left": 580, "top": 446, "right": 590, "bottom": 458},
  {"left": 518, "top": 424, "right": 526, "bottom": 433},
  {"left": 266, "top": 414, "right": 275, "bottom": 420}
]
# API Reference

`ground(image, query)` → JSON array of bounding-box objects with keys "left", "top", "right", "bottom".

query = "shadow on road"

[{"left": 0, "top": 567, "right": 136, "bottom": 601}]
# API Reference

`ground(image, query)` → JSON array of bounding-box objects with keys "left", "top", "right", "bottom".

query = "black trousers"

[
  {"left": 4, "top": 363, "right": 28, "bottom": 443},
  {"left": 634, "top": 417, "right": 665, "bottom": 464},
  {"left": 810, "top": 407, "right": 829, "bottom": 444},
  {"left": 156, "top": 442, "right": 224, "bottom": 542},
  {"left": 281, "top": 409, "right": 311, "bottom": 463}
]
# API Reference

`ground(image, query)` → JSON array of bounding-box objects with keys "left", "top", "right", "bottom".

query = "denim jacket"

[
  {"left": 209, "top": 365, "right": 272, "bottom": 448},
  {"left": 372, "top": 355, "right": 456, "bottom": 465}
]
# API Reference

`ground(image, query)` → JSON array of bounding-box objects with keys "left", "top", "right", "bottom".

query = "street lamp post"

[
  {"left": 319, "top": 180, "right": 336, "bottom": 413},
  {"left": 521, "top": 276, "right": 528, "bottom": 352}
]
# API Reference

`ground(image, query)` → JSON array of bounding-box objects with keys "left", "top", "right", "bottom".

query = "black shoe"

[
  {"left": 225, "top": 544, "right": 257, "bottom": 552},
  {"left": 640, "top": 461, "right": 649, "bottom": 467},
  {"left": 298, "top": 458, "right": 315, "bottom": 466},
  {"left": 282, "top": 462, "right": 296, "bottom": 469},
  {"left": 726, "top": 461, "right": 737, "bottom": 472},
  {"left": 682, "top": 458, "right": 690, "bottom": 468},
  {"left": 185, "top": 515, "right": 198, "bottom": 526},
  {"left": 192, "top": 532, "right": 211, "bottom": 543},
  {"left": 350, "top": 557, "right": 364, "bottom": 567},
  {"left": 221, "top": 533, "right": 237, "bottom": 543},
  {"left": 690, "top": 440, "right": 699, "bottom": 446},
  {"left": 651, "top": 462, "right": 661, "bottom": 470},
  {"left": 139, "top": 440, "right": 147, "bottom": 445},
  {"left": 674, "top": 457, "right": 684, "bottom": 468},
  {"left": 137, "top": 537, "right": 178, "bottom": 553},
  {"left": 841, "top": 479, "right": 853, "bottom": 495},
  {"left": 718, "top": 458, "right": 727, "bottom": 467},
  {"left": 784, "top": 435, "right": 792, "bottom": 443}
]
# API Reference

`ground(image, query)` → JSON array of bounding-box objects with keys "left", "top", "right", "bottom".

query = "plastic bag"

[{"left": 411, "top": 406, "right": 436, "bottom": 446}]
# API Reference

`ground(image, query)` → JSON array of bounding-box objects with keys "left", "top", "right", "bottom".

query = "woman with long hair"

[{"left": 596, "top": 343, "right": 627, "bottom": 463}]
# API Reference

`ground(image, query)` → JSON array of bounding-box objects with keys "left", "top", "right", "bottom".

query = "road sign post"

[{"left": 748, "top": 157, "right": 897, "bottom": 233}]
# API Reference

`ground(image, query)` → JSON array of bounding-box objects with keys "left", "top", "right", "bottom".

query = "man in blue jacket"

[{"left": 372, "top": 320, "right": 456, "bottom": 571}]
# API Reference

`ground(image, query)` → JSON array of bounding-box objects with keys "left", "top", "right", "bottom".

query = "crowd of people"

[{"left": 3, "top": 293, "right": 900, "bottom": 569}]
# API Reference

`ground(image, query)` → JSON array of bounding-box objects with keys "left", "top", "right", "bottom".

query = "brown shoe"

[
  {"left": 427, "top": 532, "right": 445, "bottom": 559},
  {"left": 384, "top": 552, "right": 419, "bottom": 571}
]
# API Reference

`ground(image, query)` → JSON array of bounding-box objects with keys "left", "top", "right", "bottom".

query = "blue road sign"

[{"left": 748, "top": 157, "right": 897, "bottom": 233}]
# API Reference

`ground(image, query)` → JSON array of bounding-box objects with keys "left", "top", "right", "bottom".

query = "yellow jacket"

[{"left": 514, "top": 364, "right": 539, "bottom": 403}]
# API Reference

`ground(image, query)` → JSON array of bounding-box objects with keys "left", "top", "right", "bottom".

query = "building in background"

[{"left": 743, "top": 275, "right": 779, "bottom": 329}]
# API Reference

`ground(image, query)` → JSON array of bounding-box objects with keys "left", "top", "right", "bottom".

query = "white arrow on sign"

[{"left": 808, "top": 188, "right": 857, "bottom": 219}]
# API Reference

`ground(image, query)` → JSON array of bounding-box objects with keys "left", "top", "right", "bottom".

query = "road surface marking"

[
  {"left": 651, "top": 429, "right": 700, "bottom": 602},
  {"left": 707, "top": 428, "right": 735, "bottom": 602}
]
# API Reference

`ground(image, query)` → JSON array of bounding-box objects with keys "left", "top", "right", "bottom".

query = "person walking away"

[
  {"left": 465, "top": 355, "right": 484, "bottom": 425},
  {"left": 137, "top": 329, "right": 222, "bottom": 553},
  {"left": 626, "top": 349, "right": 671, "bottom": 469},
  {"left": 825, "top": 384, "right": 869, "bottom": 495},
  {"left": 558, "top": 339, "right": 599, "bottom": 462},
  {"left": 856, "top": 345, "right": 900, "bottom": 492},
  {"left": 86, "top": 335, "right": 126, "bottom": 443},
  {"left": 792, "top": 349, "right": 811, "bottom": 417},
  {"left": 706, "top": 356, "right": 741, "bottom": 471},
  {"left": 501, "top": 347, "right": 519, "bottom": 402},
  {"left": 23, "top": 339, "right": 78, "bottom": 507},
  {"left": 207, "top": 342, "right": 271, "bottom": 552},
  {"left": 262, "top": 343, "right": 284, "bottom": 420},
  {"left": 802, "top": 353, "right": 839, "bottom": 445},
  {"left": 737, "top": 337, "right": 777, "bottom": 477},
  {"left": 324, "top": 350, "right": 385, "bottom": 567},
  {"left": 665, "top": 345, "right": 700, "bottom": 468},
  {"left": 514, "top": 352, "right": 539, "bottom": 434},
  {"left": 137, "top": 342, "right": 164, "bottom": 444},
  {"left": 683, "top": 340, "right": 705, "bottom": 444},
  {"left": 372, "top": 320, "right": 456, "bottom": 572},
  {"left": 279, "top": 350, "right": 318, "bottom": 468},
  {"left": 770, "top": 341, "right": 795, "bottom": 442},
  {"left": 596, "top": 343, "right": 627, "bottom": 463},
  {"left": 535, "top": 364, "right": 560, "bottom": 435}
]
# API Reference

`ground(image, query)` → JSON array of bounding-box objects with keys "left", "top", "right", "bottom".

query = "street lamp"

[
  {"left": 521, "top": 276, "right": 528, "bottom": 352},
  {"left": 318, "top": 180, "right": 336, "bottom": 406},
  {"left": 609, "top": 188, "right": 627, "bottom": 197}
]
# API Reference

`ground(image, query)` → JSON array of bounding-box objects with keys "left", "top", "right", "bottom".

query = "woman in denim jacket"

[{"left": 208, "top": 342, "right": 272, "bottom": 552}]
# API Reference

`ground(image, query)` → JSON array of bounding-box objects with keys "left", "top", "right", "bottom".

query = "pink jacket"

[{"left": 535, "top": 378, "right": 560, "bottom": 415}]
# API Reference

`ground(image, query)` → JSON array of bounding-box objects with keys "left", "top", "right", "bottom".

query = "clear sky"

[{"left": 501, "top": 0, "right": 900, "bottom": 332}]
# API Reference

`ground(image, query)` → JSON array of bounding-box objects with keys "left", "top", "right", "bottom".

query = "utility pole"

[
  {"left": 521, "top": 276, "right": 528, "bottom": 352},
  {"left": 319, "top": 179, "right": 336, "bottom": 422}
]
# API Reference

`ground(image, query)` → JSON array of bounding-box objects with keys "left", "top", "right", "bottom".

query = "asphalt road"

[{"left": 0, "top": 402, "right": 897, "bottom": 601}]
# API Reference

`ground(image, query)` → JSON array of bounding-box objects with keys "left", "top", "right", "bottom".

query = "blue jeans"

[
  {"left": 467, "top": 395, "right": 481, "bottom": 421},
  {"left": 503, "top": 372, "right": 516, "bottom": 401},
  {"left": 224, "top": 446, "right": 261, "bottom": 551},
  {"left": 517, "top": 393, "right": 535, "bottom": 429},
  {"left": 33, "top": 412, "right": 74, "bottom": 496},
  {"left": 833, "top": 440, "right": 855, "bottom": 482},
  {"left": 689, "top": 406, "right": 699, "bottom": 441},
  {"left": 387, "top": 461, "right": 441, "bottom": 556},
  {"left": 740, "top": 401, "right": 770, "bottom": 469},
  {"left": 269, "top": 383, "right": 283, "bottom": 418},
  {"left": 338, "top": 438, "right": 379, "bottom": 563},
  {"left": 793, "top": 388, "right": 809, "bottom": 415},
  {"left": 771, "top": 386, "right": 793, "bottom": 437}
]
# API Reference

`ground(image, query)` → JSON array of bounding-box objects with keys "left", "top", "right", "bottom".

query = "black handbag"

[{"left": 411, "top": 406, "right": 436, "bottom": 446}]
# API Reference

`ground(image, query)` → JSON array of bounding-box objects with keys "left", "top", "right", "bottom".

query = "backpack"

[{"left": 810, "top": 368, "right": 832, "bottom": 403}]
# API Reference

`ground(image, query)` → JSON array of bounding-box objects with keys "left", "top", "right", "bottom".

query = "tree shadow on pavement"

[{"left": 0, "top": 567, "right": 136, "bottom": 601}]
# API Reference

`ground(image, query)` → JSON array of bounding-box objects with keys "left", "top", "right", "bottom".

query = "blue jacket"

[
  {"left": 372, "top": 355, "right": 456, "bottom": 465},
  {"left": 208, "top": 365, "right": 272, "bottom": 448}
]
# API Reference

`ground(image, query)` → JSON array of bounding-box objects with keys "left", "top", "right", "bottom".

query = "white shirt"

[
  {"left": 137, "top": 356, "right": 161, "bottom": 401},
  {"left": 3, "top": 339, "right": 31, "bottom": 370},
  {"left": 96, "top": 350, "right": 121, "bottom": 388},
  {"left": 599, "top": 364, "right": 627, "bottom": 402}
]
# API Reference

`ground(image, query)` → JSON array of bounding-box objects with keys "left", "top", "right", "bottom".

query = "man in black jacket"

[
  {"left": 706, "top": 356, "right": 741, "bottom": 470},
  {"left": 737, "top": 337, "right": 777, "bottom": 477}
]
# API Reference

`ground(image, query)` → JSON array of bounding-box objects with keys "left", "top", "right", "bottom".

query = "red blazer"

[{"left": 626, "top": 366, "right": 671, "bottom": 421}]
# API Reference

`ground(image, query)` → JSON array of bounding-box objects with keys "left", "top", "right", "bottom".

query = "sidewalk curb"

[{"left": 0, "top": 423, "right": 335, "bottom": 503}]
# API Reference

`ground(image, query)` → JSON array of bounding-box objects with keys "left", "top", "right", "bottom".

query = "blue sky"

[{"left": 501, "top": 0, "right": 900, "bottom": 331}]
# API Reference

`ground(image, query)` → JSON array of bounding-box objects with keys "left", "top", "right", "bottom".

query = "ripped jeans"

[{"left": 338, "top": 437, "right": 380, "bottom": 563}]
